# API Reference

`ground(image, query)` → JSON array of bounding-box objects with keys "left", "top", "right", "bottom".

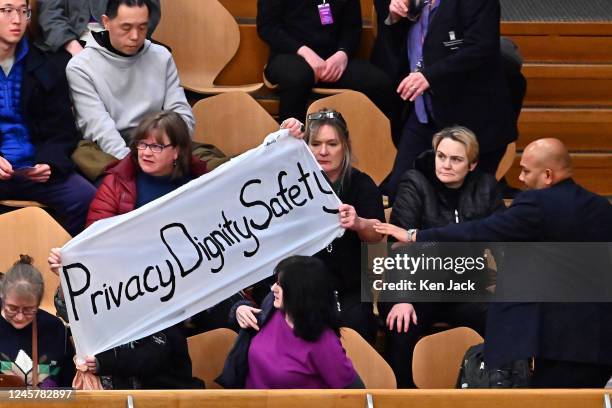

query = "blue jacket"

[
  {"left": 418, "top": 179, "right": 612, "bottom": 367},
  {"left": 0, "top": 40, "right": 81, "bottom": 180},
  {"left": 0, "top": 40, "right": 35, "bottom": 169}
]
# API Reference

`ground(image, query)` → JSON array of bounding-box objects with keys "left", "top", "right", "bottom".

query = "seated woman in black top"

[
  {"left": 251, "top": 110, "right": 385, "bottom": 344},
  {"left": 374, "top": 126, "right": 505, "bottom": 387},
  {"left": 0, "top": 255, "right": 74, "bottom": 387}
]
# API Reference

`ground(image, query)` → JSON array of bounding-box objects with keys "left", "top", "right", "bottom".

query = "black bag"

[{"left": 456, "top": 343, "right": 532, "bottom": 388}]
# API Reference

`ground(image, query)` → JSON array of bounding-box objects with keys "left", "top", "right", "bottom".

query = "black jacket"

[
  {"left": 96, "top": 324, "right": 204, "bottom": 389},
  {"left": 315, "top": 168, "right": 385, "bottom": 296},
  {"left": 418, "top": 179, "right": 612, "bottom": 367},
  {"left": 389, "top": 0, "right": 517, "bottom": 153},
  {"left": 380, "top": 150, "right": 502, "bottom": 310},
  {"left": 216, "top": 293, "right": 276, "bottom": 389},
  {"left": 391, "top": 150, "right": 504, "bottom": 230},
  {"left": 257, "top": 0, "right": 362, "bottom": 59},
  {"left": 18, "top": 42, "right": 80, "bottom": 180}
]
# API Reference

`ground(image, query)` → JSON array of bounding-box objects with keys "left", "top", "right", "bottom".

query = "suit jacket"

[
  {"left": 418, "top": 179, "right": 612, "bottom": 367},
  {"left": 389, "top": 0, "right": 517, "bottom": 153}
]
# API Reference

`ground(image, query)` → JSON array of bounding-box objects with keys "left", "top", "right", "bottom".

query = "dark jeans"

[
  {"left": 530, "top": 359, "right": 612, "bottom": 388},
  {"left": 384, "top": 111, "right": 507, "bottom": 202},
  {"left": 0, "top": 173, "right": 96, "bottom": 236},
  {"left": 265, "top": 53, "right": 396, "bottom": 123},
  {"left": 381, "top": 301, "right": 487, "bottom": 388}
]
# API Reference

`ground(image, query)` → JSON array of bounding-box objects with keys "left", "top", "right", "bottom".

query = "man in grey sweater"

[{"left": 66, "top": 0, "right": 194, "bottom": 161}]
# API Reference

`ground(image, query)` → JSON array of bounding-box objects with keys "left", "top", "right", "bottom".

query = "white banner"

[{"left": 60, "top": 132, "right": 344, "bottom": 359}]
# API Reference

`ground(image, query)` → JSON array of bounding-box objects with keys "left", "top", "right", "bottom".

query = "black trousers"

[
  {"left": 382, "top": 302, "right": 487, "bottom": 388},
  {"left": 338, "top": 292, "right": 378, "bottom": 345},
  {"left": 383, "top": 111, "right": 507, "bottom": 202},
  {"left": 265, "top": 53, "right": 396, "bottom": 123},
  {"left": 530, "top": 359, "right": 612, "bottom": 388}
]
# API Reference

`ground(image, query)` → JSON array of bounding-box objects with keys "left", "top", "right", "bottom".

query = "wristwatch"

[{"left": 407, "top": 229, "right": 418, "bottom": 242}]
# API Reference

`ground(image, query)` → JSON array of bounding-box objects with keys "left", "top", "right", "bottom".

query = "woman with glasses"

[
  {"left": 218, "top": 255, "right": 363, "bottom": 389},
  {"left": 280, "top": 109, "right": 385, "bottom": 344},
  {"left": 84, "top": 110, "right": 207, "bottom": 226},
  {"left": 48, "top": 111, "right": 206, "bottom": 389},
  {"left": 373, "top": 126, "right": 504, "bottom": 387},
  {"left": 0, "top": 255, "right": 74, "bottom": 387}
]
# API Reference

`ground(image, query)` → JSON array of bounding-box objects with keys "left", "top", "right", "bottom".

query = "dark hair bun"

[{"left": 15, "top": 255, "right": 34, "bottom": 266}]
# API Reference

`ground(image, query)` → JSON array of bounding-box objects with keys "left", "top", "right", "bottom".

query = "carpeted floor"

[{"left": 500, "top": 0, "right": 612, "bottom": 22}]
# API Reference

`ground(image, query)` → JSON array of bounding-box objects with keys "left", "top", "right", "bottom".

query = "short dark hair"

[
  {"left": 275, "top": 256, "right": 340, "bottom": 342},
  {"left": 105, "top": 0, "right": 151, "bottom": 19},
  {"left": 130, "top": 111, "right": 192, "bottom": 180}
]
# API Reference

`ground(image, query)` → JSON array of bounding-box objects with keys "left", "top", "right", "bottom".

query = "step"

[
  {"left": 522, "top": 63, "right": 612, "bottom": 107},
  {"left": 518, "top": 108, "right": 612, "bottom": 150},
  {"left": 501, "top": 22, "right": 612, "bottom": 63}
]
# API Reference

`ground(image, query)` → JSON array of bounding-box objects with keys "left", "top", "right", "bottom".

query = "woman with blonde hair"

[{"left": 374, "top": 125, "right": 504, "bottom": 387}]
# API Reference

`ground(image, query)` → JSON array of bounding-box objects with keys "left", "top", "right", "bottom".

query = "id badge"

[{"left": 318, "top": 2, "right": 334, "bottom": 25}]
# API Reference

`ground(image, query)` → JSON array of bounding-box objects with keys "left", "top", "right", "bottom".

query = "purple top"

[{"left": 245, "top": 310, "right": 358, "bottom": 389}]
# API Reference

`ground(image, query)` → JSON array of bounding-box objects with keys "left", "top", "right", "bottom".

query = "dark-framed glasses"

[
  {"left": 0, "top": 7, "right": 32, "bottom": 20},
  {"left": 3, "top": 304, "right": 38, "bottom": 317},
  {"left": 136, "top": 141, "right": 173, "bottom": 153}
]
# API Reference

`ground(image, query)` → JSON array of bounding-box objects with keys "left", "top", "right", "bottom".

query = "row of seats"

[{"left": 0, "top": 207, "right": 484, "bottom": 390}]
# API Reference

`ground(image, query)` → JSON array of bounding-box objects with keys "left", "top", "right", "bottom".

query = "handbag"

[
  {"left": 456, "top": 343, "right": 533, "bottom": 388},
  {"left": 71, "top": 140, "right": 118, "bottom": 181}
]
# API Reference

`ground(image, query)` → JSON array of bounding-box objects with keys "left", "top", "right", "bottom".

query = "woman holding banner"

[
  {"left": 373, "top": 126, "right": 504, "bottom": 387},
  {"left": 48, "top": 111, "right": 207, "bottom": 389},
  {"left": 281, "top": 110, "right": 385, "bottom": 344},
  {"left": 218, "top": 255, "right": 364, "bottom": 389}
]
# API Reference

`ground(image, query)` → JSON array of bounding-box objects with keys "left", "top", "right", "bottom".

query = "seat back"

[
  {"left": 307, "top": 91, "right": 396, "bottom": 185},
  {"left": 340, "top": 327, "right": 397, "bottom": 389},
  {"left": 495, "top": 142, "right": 517, "bottom": 181},
  {"left": 412, "top": 327, "right": 484, "bottom": 388},
  {"left": 192, "top": 92, "right": 279, "bottom": 156},
  {"left": 0, "top": 207, "right": 71, "bottom": 315},
  {"left": 154, "top": 0, "right": 240, "bottom": 90},
  {"left": 0, "top": 200, "right": 45, "bottom": 208},
  {"left": 187, "top": 328, "right": 238, "bottom": 389}
]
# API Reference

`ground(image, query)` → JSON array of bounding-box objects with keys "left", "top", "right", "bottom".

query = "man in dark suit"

[
  {"left": 383, "top": 0, "right": 517, "bottom": 200},
  {"left": 410, "top": 138, "right": 612, "bottom": 387}
]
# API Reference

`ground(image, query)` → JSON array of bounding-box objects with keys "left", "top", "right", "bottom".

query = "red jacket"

[{"left": 86, "top": 155, "right": 208, "bottom": 227}]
